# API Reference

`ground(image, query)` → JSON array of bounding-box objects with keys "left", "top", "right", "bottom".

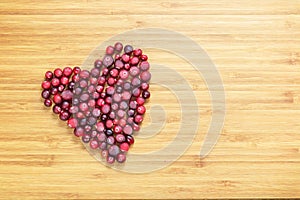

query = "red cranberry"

[
  {"left": 110, "top": 68, "right": 119, "bottom": 77},
  {"left": 60, "top": 76, "right": 69, "bottom": 85},
  {"left": 101, "top": 104, "right": 110, "bottom": 114},
  {"left": 50, "top": 87, "right": 58, "bottom": 95},
  {"left": 103, "top": 55, "right": 114, "bottom": 67},
  {"left": 52, "top": 105, "right": 62, "bottom": 114},
  {"left": 59, "top": 111, "right": 70, "bottom": 121},
  {"left": 63, "top": 67, "right": 73, "bottom": 77},
  {"left": 61, "top": 101, "right": 70, "bottom": 110},
  {"left": 53, "top": 94, "right": 62, "bottom": 104},
  {"left": 73, "top": 66, "right": 81, "bottom": 74},
  {"left": 89, "top": 77, "right": 98, "bottom": 85},
  {"left": 123, "top": 125, "right": 133, "bottom": 135},
  {"left": 94, "top": 59, "right": 102, "bottom": 68},
  {"left": 133, "top": 48, "right": 142, "bottom": 56},
  {"left": 129, "top": 100, "right": 138, "bottom": 109},
  {"left": 57, "top": 85, "right": 65, "bottom": 92},
  {"left": 102, "top": 68, "right": 109, "bottom": 76},
  {"left": 134, "top": 115, "right": 143, "bottom": 123},
  {"left": 119, "top": 101, "right": 128, "bottom": 110},
  {"left": 126, "top": 134, "right": 134, "bottom": 145},
  {"left": 96, "top": 98, "right": 105, "bottom": 107},
  {"left": 72, "top": 74, "right": 80, "bottom": 82},
  {"left": 116, "top": 153, "right": 126, "bottom": 163},
  {"left": 142, "top": 90, "right": 151, "bottom": 99},
  {"left": 97, "top": 133, "right": 107, "bottom": 142},
  {"left": 132, "top": 88, "right": 141, "bottom": 97},
  {"left": 54, "top": 68, "right": 63, "bottom": 78},
  {"left": 45, "top": 71, "right": 53, "bottom": 80},
  {"left": 51, "top": 78, "right": 60, "bottom": 87},
  {"left": 120, "top": 142, "right": 129, "bottom": 152},
  {"left": 107, "top": 77, "right": 116, "bottom": 86},
  {"left": 114, "top": 42, "right": 123, "bottom": 52},
  {"left": 41, "top": 80, "right": 51, "bottom": 89},
  {"left": 74, "top": 127, "right": 84, "bottom": 137},
  {"left": 96, "top": 121, "right": 105, "bottom": 132},
  {"left": 136, "top": 97, "right": 145, "bottom": 105},
  {"left": 141, "top": 54, "right": 148, "bottom": 61},
  {"left": 113, "top": 125, "right": 122, "bottom": 134},
  {"left": 68, "top": 81, "right": 75, "bottom": 91},
  {"left": 105, "top": 96, "right": 112, "bottom": 104},
  {"left": 76, "top": 112, "right": 85, "bottom": 119},
  {"left": 106, "top": 45, "right": 114, "bottom": 55},
  {"left": 113, "top": 93, "right": 121, "bottom": 102},
  {"left": 131, "top": 77, "right": 141, "bottom": 87},
  {"left": 124, "top": 63, "right": 131, "bottom": 70},
  {"left": 130, "top": 56, "right": 139, "bottom": 65},
  {"left": 67, "top": 118, "right": 78, "bottom": 128},
  {"left": 41, "top": 90, "right": 50, "bottom": 99},
  {"left": 124, "top": 45, "right": 133, "bottom": 54},
  {"left": 96, "top": 85, "right": 104, "bottom": 93},
  {"left": 106, "top": 86, "right": 115, "bottom": 96},
  {"left": 137, "top": 105, "right": 146, "bottom": 114},
  {"left": 116, "top": 134, "right": 125, "bottom": 143},
  {"left": 44, "top": 99, "right": 52, "bottom": 107},
  {"left": 115, "top": 54, "right": 121, "bottom": 60},
  {"left": 133, "top": 123, "right": 140, "bottom": 131},
  {"left": 90, "top": 140, "right": 99, "bottom": 149},
  {"left": 122, "top": 91, "right": 131, "bottom": 100},
  {"left": 93, "top": 92, "right": 100, "bottom": 99}
]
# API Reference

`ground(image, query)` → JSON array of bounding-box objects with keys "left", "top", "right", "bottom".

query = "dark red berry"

[
  {"left": 41, "top": 81, "right": 51, "bottom": 89},
  {"left": 63, "top": 67, "right": 73, "bottom": 77},
  {"left": 45, "top": 71, "right": 53, "bottom": 80},
  {"left": 54, "top": 68, "right": 63, "bottom": 78},
  {"left": 44, "top": 99, "right": 52, "bottom": 107}
]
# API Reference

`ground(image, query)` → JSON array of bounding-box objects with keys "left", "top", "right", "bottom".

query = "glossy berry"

[
  {"left": 116, "top": 153, "right": 126, "bottom": 163},
  {"left": 44, "top": 99, "right": 52, "bottom": 107},
  {"left": 45, "top": 71, "right": 53, "bottom": 80},
  {"left": 120, "top": 142, "right": 129, "bottom": 152},
  {"left": 54, "top": 68, "right": 63, "bottom": 78},
  {"left": 41, "top": 81, "right": 51, "bottom": 89},
  {"left": 63, "top": 67, "right": 73, "bottom": 77}
]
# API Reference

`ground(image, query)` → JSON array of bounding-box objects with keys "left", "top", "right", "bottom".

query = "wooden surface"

[{"left": 1, "top": 0, "right": 300, "bottom": 199}]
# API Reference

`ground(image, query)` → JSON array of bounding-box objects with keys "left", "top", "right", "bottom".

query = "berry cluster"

[{"left": 41, "top": 42, "right": 151, "bottom": 164}]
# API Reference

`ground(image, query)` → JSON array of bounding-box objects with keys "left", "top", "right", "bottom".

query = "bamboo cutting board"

[{"left": 0, "top": 0, "right": 300, "bottom": 199}]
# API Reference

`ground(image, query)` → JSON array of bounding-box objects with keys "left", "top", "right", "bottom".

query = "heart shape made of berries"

[{"left": 41, "top": 42, "right": 151, "bottom": 164}]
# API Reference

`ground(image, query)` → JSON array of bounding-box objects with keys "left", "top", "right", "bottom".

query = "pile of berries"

[{"left": 41, "top": 42, "right": 151, "bottom": 164}]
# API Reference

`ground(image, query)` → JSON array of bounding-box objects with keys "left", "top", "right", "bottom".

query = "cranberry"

[
  {"left": 133, "top": 48, "right": 142, "bottom": 56},
  {"left": 80, "top": 93, "right": 89, "bottom": 102},
  {"left": 68, "top": 81, "right": 75, "bottom": 91},
  {"left": 50, "top": 87, "right": 58, "bottom": 95},
  {"left": 82, "top": 134, "right": 91, "bottom": 143},
  {"left": 119, "top": 101, "right": 128, "bottom": 110},
  {"left": 137, "top": 105, "right": 146, "bottom": 114},
  {"left": 106, "top": 129, "right": 113, "bottom": 136},
  {"left": 44, "top": 99, "right": 52, "bottom": 107},
  {"left": 115, "top": 60, "right": 124, "bottom": 69},
  {"left": 113, "top": 93, "right": 121, "bottom": 102},
  {"left": 90, "top": 140, "right": 99, "bottom": 149},
  {"left": 69, "top": 106, "right": 79, "bottom": 114},
  {"left": 53, "top": 94, "right": 62, "bottom": 104},
  {"left": 101, "top": 114, "right": 108, "bottom": 122},
  {"left": 110, "top": 68, "right": 119, "bottom": 77},
  {"left": 107, "top": 77, "right": 116, "bottom": 86},
  {"left": 140, "top": 82, "right": 149, "bottom": 91},
  {"left": 107, "top": 156, "right": 115, "bottom": 164},
  {"left": 52, "top": 105, "right": 62, "bottom": 114},
  {"left": 140, "top": 61, "right": 150, "bottom": 71},
  {"left": 92, "top": 108, "right": 101, "bottom": 117},
  {"left": 96, "top": 121, "right": 105, "bottom": 132},
  {"left": 124, "top": 45, "right": 133, "bottom": 54},
  {"left": 123, "top": 82, "right": 131, "bottom": 90},
  {"left": 63, "top": 67, "right": 73, "bottom": 77},
  {"left": 117, "top": 110, "right": 125, "bottom": 118},
  {"left": 99, "top": 142, "right": 107, "bottom": 150},
  {"left": 103, "top": 55, "right": 114, "bottom": 67},
  {"left": 114, "top": 42, "right": 123, "bottom": 52},
  {"left": 116, "top": 134, "right": 125, "bottom": 143},
  {"left": 41, "top": 80, "right": 51, "bottom": 89},
  {"left": 120, "top": 142, "right": 129, "bottom": 152},
  {"left": 140, "top": 71, "right": 151, "bottom": 82},
  {"left": 87, "top": 117, "right": 97, "bottom": 126},
  {"left": 54, "top": 68, "right": 63, "bottom": 78},
  {"left": 126, "top": 135, "right": 134, "bottom": 145},
  {"left": 105, "top": 119, "right": 113, "bottom": 129},
  {"left": 107, "top": 136, "right": 115, "bottom": 145},
  {"left": 119, "top": 70, "right": 129, "bottom": 79},
  {"left": 127, "top": 109, "right": 135, "bottom": 117},
  {"left": 79, "top": 79, "right": 88, "bottom": 88},
  {"left": 91, "top": 130, "right": 98, "bottom": 138},
  {"left": 124, "top": 63, "right": 131, "bottom": 70},
  {"left": 60, "top": 76, "right": 69, "bottom": 85},
  {"left": 134, "top": 115, "right": 143, "bottom": 123},
  {"left": 72, "top": 74, "right": 80, "bottom": 82},
  {"left": 122, "top": 54, "right": 130, "bottom": 63},
  {"left": 96, "top": 98, "right": 105, "bottom": 107},
  {"left": 105, "top": 96, "right": 112, "bottom": 104},
  {"left": 129, "top": 100, "right": 137, "bottom": 109},
  {"left": 45, "top": 71, "right": 53, "bottom": 80},
  {"left": 132, "top": 88, "right": 141, "bottom": 97},
  {"left": 51, "top": 78, "right": 60, "bottom": 87},
  {"left": 141, "top": 54, "right": 148, "bottom": 61},
  {"left": 108, "top": 145, "right": 120, "bottom": 157},
  {"left": 111, "top": 103, "right": 119, "bottom": 111},
  {"left": 142, "top": 90, "right": 151, "bottom": 99},
  {"left": 133, "top": 123, "right": 140, "bottom": 131},
  {"left": 106, "top": 45, "right": 114, "bottom": 55},
  {"left": 97, "top": 133, "right": 107, "bottom": 142},
  {"left": 106, "top": 86, "right": 115, "bottom": 96},
  {"left": 67, "top": 118, "right": 78, "bottom": 128},
  {"left": 61, "top": 90, "right": 73, "bottom": 100},
  {"left": 119, "top": 118, "right": 126, "bottom": 127},
  {"left": 79, "top": 102, "right": 89, "bottom": 112},
  {"left": 74, "top": 127, "right": 84, "bottom": 137},
  {"left": 109, "top": 111, "right": 116, "bottom": 119},
  {"left": 130, "top": 56, "right": 139, "bottom": 65},
  {"left": 80, "top": 70, "right": 90, "bottom": 79},
  {"left": 41, "top": 90, "right": 50, "bottom": 99},
  {"left": 101, "top": 104, "right": 110, "bottom": 114},
  {"left": 129, "top": 66, "right": 140, "bottom": 77},
  {"left": 113, "top": 125, "right": 122, "bottom": 134},
  {"left": 131, "top": 77, "right": 141, "bottom": 87},
  {"left": 84, "top": 125, "right": 92, "bottom": 133},
  {"left": 102, "top": 68, "right": 109, "bottom": 76},
  {"left": 122, "top": 91, "right": 131, "bottom": 100},
  {"left": 94, "top": 59, "right": 102, "bottom": 68},
  {"left": 123, "top": 125, "right": 133, "bottom": 135},
  {"left": 136, "top": 97, "right": 145, "bottom": 105},
  {"left": 116, "top": 153, "right": 126, "bottom": 163},
  {"left": 59, "top": 111, "right": 70, "bottom": 121},
  {"left": 61, "top": 101, "right": 70, "bottom": 110},
  {"left": 58, "top": 85, "right": 65, "bottom": 92},
  {"left": 73, "top": 66, "right": 81, "bottom": 74}
]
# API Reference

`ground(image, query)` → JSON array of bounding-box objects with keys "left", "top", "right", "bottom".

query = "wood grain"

[{"left": 0, "top": 0, "right": 300, "bottom": 198}]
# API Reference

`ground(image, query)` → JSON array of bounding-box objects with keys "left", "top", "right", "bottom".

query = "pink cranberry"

[
  {"left": 96, "top": 121, "right": 105, "bottom": 132},
  {"left": 89, "top": 140, "right": 99, "bottom": 149},
  {"left": 67, "top": 118, "right": 78, "bottom": 128},
  {"left": 79, "top": 70, "right": 90, "bottom": 79},
  {"left": 123, "top": 125, "right": 133, "bottom": 135},
  {"left": 140, "top": 61, "right": 150, "bottom": 71},
  {"left": 101, "top": 149, "right": 109, "bottom": 158},
  {"left": 129, "top": 66, "right": 140, "bottom": 77},
  {"left": 114, "top": 42, "right": 123, "bottom": 52},
  {"left": 124, "top": 63, "right": 131, "bottom": 70},
  {"left": 60, "top": 76, "right": 69, "bottom": 85},
  {"left": 141, "top": 82, "right": 149, "bottom": 91},
  {"left": 103, "top": 55, "right": 114, "bottom": 67},
  {"left": 51, "top": 78, "right": 60, "bottom": 87},
  {"left": 115, "top": 60, "right": 124, "bottom": 69},
  {"left": 106, "top": 45, "right": 114, "bottom": 55},
  {"left": 107, "top": 77, "right": 116, "bottom": 86},
  {"left": 116, "top": 153, "right": 126, "bottom": 163},
  {"left": 110, "top": 68, "right": 119, "bottom": 77},
  {"left": 137, "top": 105, "right": 146, "bottom": 114},
  {"left": 108, "top": 145, "right": 120, "bottom": 156},
  {"left": 130, "top": 56, "right": 139, "bottom": 65},
  {"left": 74, "top": 127, "right": 84, "bottom": 137},
  {"left": 107, "top": 156, "right": 115, "bottom": 164},
  {"left": 136, "top": 97, "right": 145, "bottom": 105},
  {"left": 140, "top": 71, "right": 151, "bottom": 82},
  {"left": 122, "top": 54, "right": 130, "bottom": 63},
  {"left": 119, "top": 70, "right": 129, "bottom": 79},
  {"left": 106, "top": 119, "right": 113, "bottom": 129},
  {"left": 53, "top": 94, "right": 62, "bottom": 104},
  {"left": 61, "top": 90, "right": 73, "bottom": 100}
]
